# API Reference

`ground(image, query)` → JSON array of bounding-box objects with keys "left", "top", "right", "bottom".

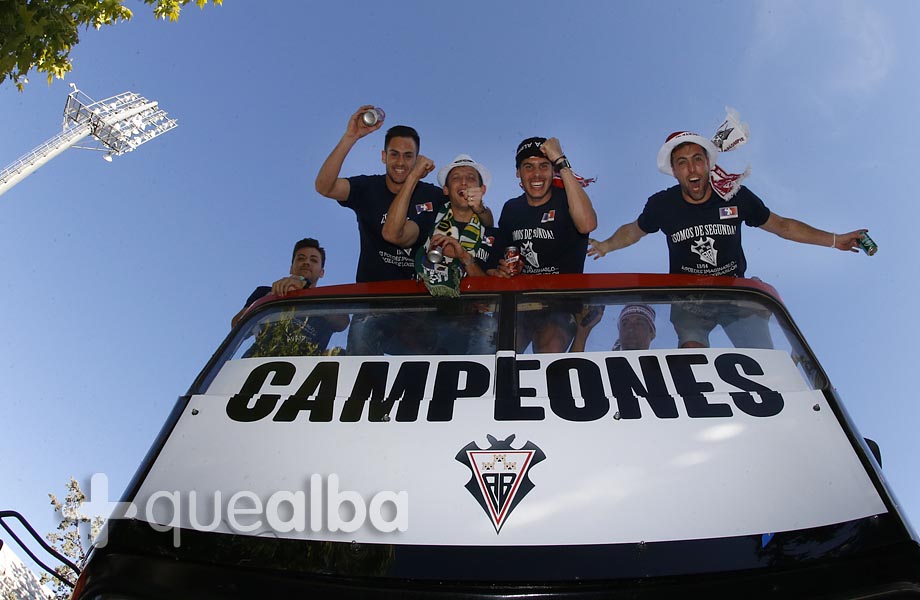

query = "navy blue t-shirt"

[
  {"left": 497, "top": 187, "right": 588, "bottom": 274},
  {"left": 243, "top": 285, "right": 272, "bottom": 308},
  {"left": 475, "top": 225, "right": 502, "bottom": 271},
  {"left": 343, "top": 175, "right": 444, "bottom": 282},
  {"left": 637, "top": 185, "right": 770, "bottom": 277}
]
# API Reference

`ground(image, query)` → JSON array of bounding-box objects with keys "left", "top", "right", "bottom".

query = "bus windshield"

[
  {"left": 518, "top": 289, "right": 825, "bottom": 389},
  {"left": 204, "top": 286, "right": 824, "bottom": 392}
]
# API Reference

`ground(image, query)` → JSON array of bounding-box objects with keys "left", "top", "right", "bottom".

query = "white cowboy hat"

[
  {"left": 656, "top": 131, "right": 720, "bottom": 176},
  {"left": 437, "top": 154, "right": 492, "bottom": 187}
]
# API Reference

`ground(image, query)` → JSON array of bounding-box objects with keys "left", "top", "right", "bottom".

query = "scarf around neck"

[{"left": 414, "top": 203, "right": 483, "bottom": 298}]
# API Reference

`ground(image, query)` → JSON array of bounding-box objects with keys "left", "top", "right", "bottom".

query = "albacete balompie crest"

[{"left": 456, "top": 434, "right": 546, "bottom": 533}]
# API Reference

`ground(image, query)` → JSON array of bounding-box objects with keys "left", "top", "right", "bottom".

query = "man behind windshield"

[{"left": 570, "top": 303, "right": 656, "bottom": 352}]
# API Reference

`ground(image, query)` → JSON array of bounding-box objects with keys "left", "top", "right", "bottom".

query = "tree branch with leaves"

[
  {"left": 0, "top": 0, "right": 221, "bottom": 91},
  {"left": 39, "top": 478, "right": 104, "bottom": 600}
]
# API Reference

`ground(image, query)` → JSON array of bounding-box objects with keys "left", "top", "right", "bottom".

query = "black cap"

[{"left": 515, "top": 137, "right": 547, "bottom": 168}]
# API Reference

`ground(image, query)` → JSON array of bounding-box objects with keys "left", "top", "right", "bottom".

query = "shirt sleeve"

[
  {"left": 243, "top": 286, "right": 271, "bottom": 308},
  {"left": 407, "top": 183, "right": 444, "bottom": 228},
  {"left": 497, "top": 199, "right": 513, "bottom": 232},
  {"left": 343, "top": 175, "right": 369, "bottom": 208},
  {"left": 636, "top": 195, "right": 661, "bottom": 234},
  {"left": 741, "top": 187, "right": 771, "bottom": 228}
]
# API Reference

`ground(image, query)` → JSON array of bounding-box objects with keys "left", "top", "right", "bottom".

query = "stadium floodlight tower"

[{"left": 0, "top": 84, "right": 178, "bottom": 198}]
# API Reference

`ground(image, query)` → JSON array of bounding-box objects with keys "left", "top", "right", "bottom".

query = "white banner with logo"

[{"left": 133, "top": 349, "right": 885, "bottom": 546}]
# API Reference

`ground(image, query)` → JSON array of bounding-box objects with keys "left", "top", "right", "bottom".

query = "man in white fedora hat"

[
  {"left": 382, "top": 153, "right": 500, "bottom": 354},
  {"left": 383, "top": 153, "right": 498, "bottom": 293},
  {"left": 588, "top": 112, "right": 867, "bottom": 348}
]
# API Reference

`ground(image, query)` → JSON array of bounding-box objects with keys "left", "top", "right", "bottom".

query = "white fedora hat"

[
  {"left": 656, "top": 131, "right": 720, "bottom": 176},
  {"left": 437, "top": 154, "right": 492, "bottom": 187}
]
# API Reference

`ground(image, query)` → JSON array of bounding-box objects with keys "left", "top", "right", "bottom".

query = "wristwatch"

[{"left": 553, "top": 156, "right": 572, "bottom": 171}]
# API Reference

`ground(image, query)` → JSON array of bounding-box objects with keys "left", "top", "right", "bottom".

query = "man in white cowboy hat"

[
  {"left": 382, "top": 152, "right": 497, "bottom": 287},
  {"left": 588, "top": 118, "right": 868, "bottom": 348},
  {"left": 382, "top": 153, "right": 500, "bottom": 354},
  {"left": 569, "top": 303, "right": 657, "bottom": 352}
]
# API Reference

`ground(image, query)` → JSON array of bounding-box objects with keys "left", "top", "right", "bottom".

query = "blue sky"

[{"left": 1, "top": 0, "right": 918, "bottom": 569}]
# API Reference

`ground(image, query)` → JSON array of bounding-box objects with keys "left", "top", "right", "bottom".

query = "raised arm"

[
  {"left": 460, "top": 186, "right": 494, "bottom": 227},
  {"left": 314, "top": 105, "right": 384, "bottom": 202},
  {"left": 759, "top": 213, "right": 865, "bottom": 252},
  {"left": 588, "top": 220, "right": 647, "bottom": 259},
  {"left": 541, "top": 138, "right": 597, "bottom": 234},
  {"left": 381, "top": 155, "right": 434, "bottom": 248},
  {"left": 569, "top": 305, "right": 605, "bottom": 352}
]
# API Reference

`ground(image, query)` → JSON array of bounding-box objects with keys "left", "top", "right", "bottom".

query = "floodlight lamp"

[{"left": 0, "top": 86, "right": 177, "bottom": 197}]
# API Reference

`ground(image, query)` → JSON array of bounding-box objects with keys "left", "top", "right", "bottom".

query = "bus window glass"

[
  {"left": 518, "top": 290, "right": 826, "bottom": 390},
  {"left": 208, "top": 294, "right": 500, "bottom": 378}
]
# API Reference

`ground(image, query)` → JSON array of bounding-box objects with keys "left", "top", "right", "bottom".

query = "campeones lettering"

[{"left": 223, "top": 352, "right": 785, "bottom": 424}]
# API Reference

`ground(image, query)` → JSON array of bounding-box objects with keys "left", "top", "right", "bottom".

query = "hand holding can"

[
  {"left": 505, "top": 246, "right": 522, "bottom": 276},
  {"left": 858, "top": 231, "right": 878, "bottom": 256},
  {"left": 426, "top": 241, "right": 444, "bottom": 264}
]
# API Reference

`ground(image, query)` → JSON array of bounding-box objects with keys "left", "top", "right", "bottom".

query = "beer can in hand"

[
  {"left": 505, "top": 246, "right": 522, "bottom": 276},
  {"left": 426, "top": 245, "right": 444, "bottom": 264},
  {"left": 362, "top": 107, "right": 386, "bottom": 127},
  {"left": 858, "top": 232, "right": 878, "bottom": 256}
]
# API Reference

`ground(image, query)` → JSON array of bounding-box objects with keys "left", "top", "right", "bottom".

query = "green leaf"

[{"left": 1, "top": 0, "right": 220, "bottom": 91}]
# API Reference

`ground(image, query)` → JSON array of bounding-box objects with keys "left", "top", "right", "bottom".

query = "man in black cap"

[{"left": 495, "top": 137, "right": 598, "bottom": 353}]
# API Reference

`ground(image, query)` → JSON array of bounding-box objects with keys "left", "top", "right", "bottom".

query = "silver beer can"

[
  {"left": 362, "top": 107, "right": 386, "bottom": 127},
  {"left": 426, "top": 245, "right": 444, "bottom": 264}
]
